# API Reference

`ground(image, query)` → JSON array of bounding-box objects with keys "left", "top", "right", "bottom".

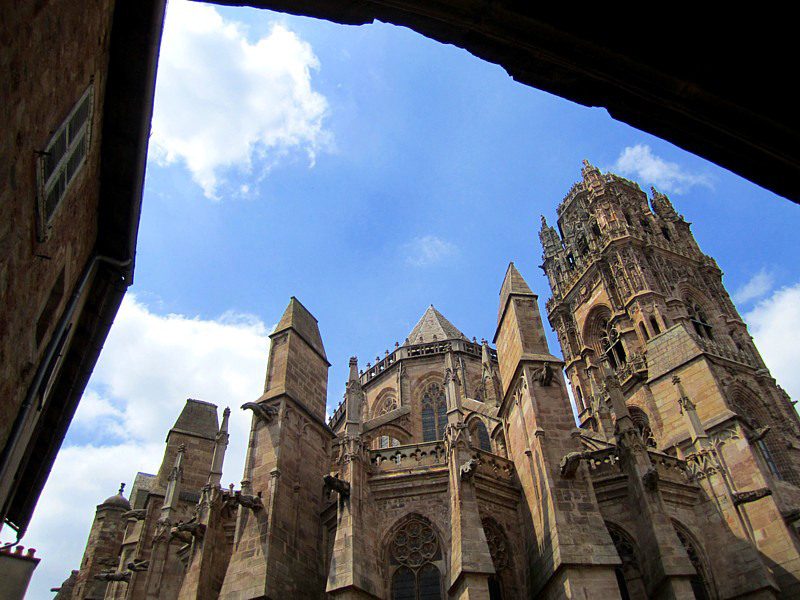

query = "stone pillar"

[
  {"left": 327, "top": 358, "right": 382, "bottom": 599},
  {"left": 219, "top": 297, "right": 334, "bottom": 599}
]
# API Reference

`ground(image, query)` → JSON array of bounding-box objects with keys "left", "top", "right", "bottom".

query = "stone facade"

[{"left": 60, "top": 165, "right": 800, "bottom": 598}]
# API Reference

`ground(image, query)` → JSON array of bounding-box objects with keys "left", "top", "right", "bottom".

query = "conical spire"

[
  {"left": 405, "top": 305, "right": 468, "bottom": 345},
  {"left": 497, "top": 262, "right": 535, "bottom": 327}
]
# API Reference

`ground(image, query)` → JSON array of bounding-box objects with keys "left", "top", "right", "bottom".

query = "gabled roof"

[{"left": 405, "top": 305, "right": 468, "bottom": 345}]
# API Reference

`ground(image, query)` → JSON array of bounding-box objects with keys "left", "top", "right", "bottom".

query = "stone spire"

[
  {"left": 405, "top": 305, "right": 468, "bottom": 345},
  {"left": 344, "top": 357, "right": 364, "bottom": 434},
  {"left": 649, "top": 186, "right": 679, "bottom": 220},
  {"left": 496, "top": 261, "right": 535, "bottom": 328},
  {"left": 207, "top": 407, "right": 230, "bottom": 487}
]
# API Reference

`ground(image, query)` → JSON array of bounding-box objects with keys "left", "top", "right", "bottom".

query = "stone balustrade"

[
  {"left": 469, "top": 448, "right": 516, "bottom": 483},
  {"left": 370, "top": 441, "right": 446, "bottom": 471}
]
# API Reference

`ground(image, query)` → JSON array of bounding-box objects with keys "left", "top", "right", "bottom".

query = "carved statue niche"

[
  {"left": 241, "top": 402, "right": 279, "bottom": 424},
  {"left": 323, "top": 474, "right": 351, "bottom": 497}
]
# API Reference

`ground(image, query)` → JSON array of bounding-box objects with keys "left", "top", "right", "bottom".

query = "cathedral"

[{"left": 57, "top": 163, "right": 800, "bottom": 599}]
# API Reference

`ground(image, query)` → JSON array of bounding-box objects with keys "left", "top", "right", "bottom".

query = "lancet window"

[
  {"left": 482, "top": 518, "right": 510, "bottom": 600},
  {"left": 389, "top": 517, "right": 443, "bottom": 600},
  {"left": 607, "top": 524, "right": 646, "bottom": 600},
  {"left": 471, "top": 420, "right": 491, "bottom": 452},
  {"left": 599, "top": 318, "right": 626, "bottom": 369},
  {"left": 687, "top": 302, "right": 713, "bottom": 340},
  {"left": 422, "top": 384, "right": 447, "bottom": 442}
]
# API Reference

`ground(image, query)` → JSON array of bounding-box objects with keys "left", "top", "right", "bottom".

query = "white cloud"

[
  {"left": 613, "top": 144, "right": 713, "bottom": 194},
  {"left": 150, "top": 0, "right": 332, "bottom": 199},
  {"left": 404, "top": 235, "right": 458, "bottom": 267},
  {"left": 733, "top": 268, "right": 775, "bottom": 305},
  {"left": 14, "top": 294, "right": 272, "bottom": 598},
  {"left": 745, "top": 282, "right": 800, "bottom": 401}
]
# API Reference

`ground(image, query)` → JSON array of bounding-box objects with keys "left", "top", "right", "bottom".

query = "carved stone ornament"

[
  {"left": 127, "top": 559, "right": 149, "bottom": 572},
  {"left": 95, "top": 570, "right": 131, "bottom": 582},
  {"left": 536, "top": 362, "right": 554, "bottom": 387},
  {"left": 241, "top": 402, "right": 279, "bottom": 424},
  {"left": 323, "top": 474, "right": 351, "bottom": 497},
  {"left": 460, "top": 457, "right": 479, "bottom": 481},
  {"left": 641, "top": 467, "right": 660, "bottom": 491},
  {"left": 732, "top": 487, "right": 772, "bottom": 506},
  {"left": 121, "top": 508, "right": 147, "bottom": 521},
  {"left": 559, "top": 451, "right": 589, "bottom": 477},
  {"left": 745, "top": 425, "right": 771, "bottom": 444},
  {"left": 233, "top": 491, "right": 264, "bottom": 511},
  {"left": 173, "top": 519, "right": 206, "bottom": 540}
]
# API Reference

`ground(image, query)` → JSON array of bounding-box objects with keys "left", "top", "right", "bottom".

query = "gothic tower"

[{"left": 541, "top": 161, "right": 800, "bottom": 597}]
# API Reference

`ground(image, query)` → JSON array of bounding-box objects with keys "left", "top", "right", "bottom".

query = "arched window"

[
  {"left": 472, "top": 420, "right": 491, "bottom": 452},
  {"left": 482, "top": 518, "right": 510, "bottom": 600},
  {"left": 687, "top": 302, "right": 713, "bottom": 340},
  {"left": 422, "top": 384, "right": 447, "bottom": 442},
  {"left": 389, "top": 517, "right": 443, "bottom": 600},
  {"left": 599, "top": 318, "right": 626, "bottom": 369},
  {"left": 379, "top": 435, "right": 401, "bottom": 449},
  {"left": 649, "top": 315, "right": 661, "bottom": 335},
  {"left": 628, "top": 406, "right": 657, "bottom": 448},
  {"left": 607, "top": 524, "right": 646, "bottom": 600},
  {"left": 575, "top": 385, "right": 585, "bottom": 413},
  {"left": 673, "top": 524, "right": 713, "bottom": 600},
  {"left": 639, "top": 323, "right": 650, "bottom": 342}
]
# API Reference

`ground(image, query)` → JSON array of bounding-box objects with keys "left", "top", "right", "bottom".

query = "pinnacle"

[{"left": 272, "top": 296, "right": 327, "bottom": 361}]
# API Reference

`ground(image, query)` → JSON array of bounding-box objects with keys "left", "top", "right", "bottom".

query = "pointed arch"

[
  {"left": 672, "top": 520, "right": 716, "bottom": 600},
  {"left": 605, "top": 521, "right": 647, "bottom": 600},
  {"left": 627, "top": 405, "right": 657, "bottom": 448},
  {"left": 385, "top": 514, "right": 445, "bottom": 600}
]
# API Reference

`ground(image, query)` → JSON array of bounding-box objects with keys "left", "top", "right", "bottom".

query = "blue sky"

[{"left": 14, "top": 2, "right": 800, "bottom": 595}]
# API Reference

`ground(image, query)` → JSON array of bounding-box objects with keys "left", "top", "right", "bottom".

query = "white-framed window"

[{"left": 37, "top": 85, "right": 94, "bottom": 240}]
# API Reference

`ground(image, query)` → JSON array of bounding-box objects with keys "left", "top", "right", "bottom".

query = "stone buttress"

[
  {"left": 494, "top": 262, "right": 622, "bottom": 599},
  {"left": 219, "top": 297, "right": 334, "bottom": 599}
]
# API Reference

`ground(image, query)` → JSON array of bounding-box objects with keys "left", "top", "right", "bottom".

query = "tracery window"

[
  {"left": 389, "top": 518, "right": 443, "bottom": 600},
  {"left": 599, "top": 318, "right": 626, "bottom": 369},
  {"left": 687, "top": 302, "right": 713, "bottom": 340},
  {"left": 422, "top": 384, "right": 447, "bottom": 442},
  {"left": 607, "top": 525, "right": 645, "bottom": 600},
  {"left": 482, "top": 518, "right": 509, "bottom": 600},
  {"left": 674, "top": 525, "right": 713, "bottom": 600},
  {"left": 380, "top": 396, "right": 399, "bottom": 415},
  {"left": 472, "top": 420, "right": 491, "bottom": 452}
]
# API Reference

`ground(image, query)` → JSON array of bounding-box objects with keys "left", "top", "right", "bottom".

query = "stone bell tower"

[{"left": 541, "top": 161, "right": 800, "bottom": 596}]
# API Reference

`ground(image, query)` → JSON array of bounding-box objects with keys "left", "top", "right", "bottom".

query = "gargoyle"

[
  {"left": 127, "top": 560, "right": 149, "bottom": 572},
  {"left": 171, "top": 519, "right": 206, "bottom": 543},
  {"left": 234, "top": 491, "right": 264, "bottom": 511},
  {"left": 95, "top": 570, "right": 131, "bottom": 582},
  {"left": 121, "top": 509, "right": 147, "bottom": 521},
  {"left": 641, "top": 468, "right": 660, "bottom": 491},
  {"left": 460, "top": 458, "right": 479, "bottom": 481},
  {"left": 745, "top": 426, "right": 771, "bottom": 444},
  {"left": 536, "top": 362, "right": 554, "bottom": 387},
  {"left": 733, "top": 487, "right": 772, "bottom": 506},
  {"left": 241, "top": 402, "right": 279, "bottom": 424},
  {"left": 323, "top": 474, "right": 350, "bottom": 497},
  {"left": 559, "top": 451, "right": 589, "bottom": 477}
]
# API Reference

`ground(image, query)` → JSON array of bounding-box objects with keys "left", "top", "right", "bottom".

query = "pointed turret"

[
  {"left": 344, "top": 356, "right": 364, "bottom": 434},
  {"left": 405, "top": 305, "right": 468, "bottom": 345},
  {"left": 649, "top": 186, "right": 679, "bottom": 220},
  {"left": 496, "top": 262, "right": 534, "bottom": 328},
  {"left": 207, "top": 407, "right": 230, "bottom": 487}
]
